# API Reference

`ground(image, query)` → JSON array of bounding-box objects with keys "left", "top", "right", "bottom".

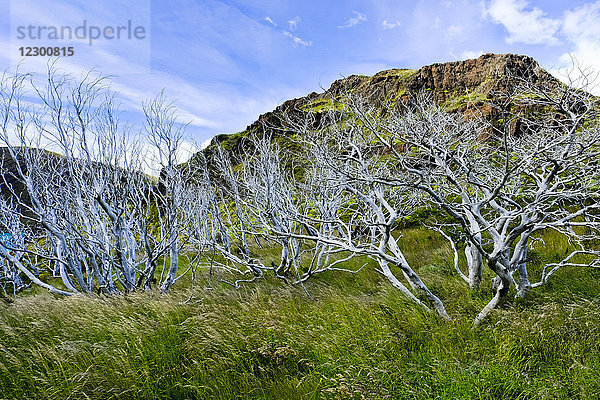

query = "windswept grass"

[{"left": 0, "top": 227, "right": 599, "bottom": 399}]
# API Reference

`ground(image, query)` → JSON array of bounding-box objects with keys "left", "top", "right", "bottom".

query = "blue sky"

[{"left": 1, "top": 0, "right": 600, "bottom": 151}]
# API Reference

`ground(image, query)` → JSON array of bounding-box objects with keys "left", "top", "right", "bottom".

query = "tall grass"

[{"left": 0, "top": 228, "right": 599, "bottom": 399}]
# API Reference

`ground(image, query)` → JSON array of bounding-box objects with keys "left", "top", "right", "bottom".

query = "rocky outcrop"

[
  {"left": 204, "top": 53, "right": 558, "bottom": 159},
  {"left": 403, "top": 53, "right": 554, "bottom": 102}
]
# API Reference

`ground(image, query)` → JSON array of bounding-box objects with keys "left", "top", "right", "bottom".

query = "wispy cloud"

[
  {"left": 283, "top": 30, "right": 312, "bottom": 47},
  {"left": 262, "top": 15, "right": 311, "bottom": 47},
  {"left": 382, "top": 20, "right": 401, "bottom": 30},
  {"left": 287, "top": 16, "right": 301, "bottom": 31},
  {"left": 562, "top": 1, "right": 600, "bottom": 47},
  {"left": 9, "top": 0, "right": 151, "bottom": 75},
  {"left": 338, "top": 11, "right": 367, "bottom": 29},
  {"left": 481, "top": 0, "right": 600, "bottom": 92},
  {"left": 555, "top": 1, "right": 600, "bottom": 92},
  {"left": 445, "top": 24, "right": 463, "bottom": 40},
  {"left": 486, "top": 0, "right": 560, "bottom": 45}
]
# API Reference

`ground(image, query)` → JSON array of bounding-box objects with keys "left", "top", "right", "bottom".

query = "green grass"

[
  {"left": 1, "top": 279, "right": 599, "bottom": 399},
  {"left": 442, "top": 92, "right": 488, "bottom": 112},
  {"left": 1, "top": 228, "right": 600, "bottom": 399},
  {"left": 301, "top": 98, "right": 345, "bottom": 113}
]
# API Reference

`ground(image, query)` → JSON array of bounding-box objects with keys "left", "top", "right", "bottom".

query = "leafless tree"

[
  {"left": 3, "top": 59, "right": 600, "bottom": 329},
  {"left": 203, "top": 138, "right": 303, "bottom": 286},
  {"left": 0, "top": 67, "right": 195, "bottom": 295},
  {"left": 271, "top": 110, "right": 452, "bottom": 319},
  {"left": 322, "top": 68, "right": 600, "bottom": 324},
  {"left": 141, "top": 92, "right": 193, "bottom": 293}
]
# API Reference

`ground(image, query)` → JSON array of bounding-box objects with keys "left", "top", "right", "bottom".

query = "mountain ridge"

[{"left": 203, "top": 53, "right": 558, "bottom": 160}]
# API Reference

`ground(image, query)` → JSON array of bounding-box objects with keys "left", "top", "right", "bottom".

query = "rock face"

[
  {"left": 402, "top": 53, "right": 553, "bottom": 102},
  {"left": 0, "top": 148, "right": 24, "bottom": 196},
  {"left": 204, "top": 53, "right": 558, "bottom": 159},
  {"left": 324, "top": 53, "right": 553, "bottom": 105}
]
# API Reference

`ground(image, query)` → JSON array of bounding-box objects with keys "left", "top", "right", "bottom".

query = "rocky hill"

[
  {"left": 0, "top": 53, "right": 564, "bottom": 195},
  {"left": 202, "top": 53, "right": 558, "bottom": 162}
]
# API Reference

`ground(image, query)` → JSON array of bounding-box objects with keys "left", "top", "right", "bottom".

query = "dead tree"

[
  {"left": 339, "top": 73, "right": 600, "bottom": 324},
  {"left": 0, "top": 67, "right": 195, "bottom": 295}
]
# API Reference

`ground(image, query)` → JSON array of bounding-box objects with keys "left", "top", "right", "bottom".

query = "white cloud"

[
  {"left": 200, "top": 137, "right": 213, "bottom": 149},
  {"left": 562, "top": 1, "right": 600, "bottom": 43},
  {"left": 338, "top": 11, "right": 367, "bottom": 29},
  {"left": 484, "top": 0, "right": 600, "bottom": 91},
  {"left": 554, "top": 2, "right": 600, "bottom": 93},
  {"left": 445, "top": 24, "right": 463, "bottom": 39},
  {"left": 283, "top": 31, "right": 312, "bottom": 47},
  {"left": 262, "top": 15, "right": 310, "bottom": 48},
  {"left": 382, "top": 20, "right": 401, "bottom": 30},
  {"left": 486, "top": 0, "right": 560, "bottom": 45},
  {"left": 461, "top": 50, "right": 484, "bottom": 59},
  {"left": 287, "top": 16, "right": 301, "bottom": 31}
]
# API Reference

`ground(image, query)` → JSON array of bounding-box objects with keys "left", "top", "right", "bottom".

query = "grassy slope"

[{"left": 1, "top": 228, "right": 600, "bottom": 399}]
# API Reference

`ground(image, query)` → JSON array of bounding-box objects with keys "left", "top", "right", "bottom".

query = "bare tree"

[
  {"left": 3, "top": 59, "right": 600, "bottom": 329},
  {"left": 276, "top": 110, "right": 452, "bottom": 318},
  {"left": 206, "top": 137, "right": 303, "bottom": 285},
  {"left": 142, "top": 92, "right": 193, "bottom": 293},
  {"left": 0, "top": 67, "right": 195, "bottom": 295},
  {"left": 328, "top": 70, "right": 600, "bottom": 324}
]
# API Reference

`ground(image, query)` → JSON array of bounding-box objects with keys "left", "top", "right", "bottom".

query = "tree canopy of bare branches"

[
  {"left": 1, "top": 63, "right": 599, "bottom": 326},
  {"left": 0, "top": 67, "right": 195, "bottom": 296},
  {"left": 277, "top": 67, "right": 600, "bottom": 324}
]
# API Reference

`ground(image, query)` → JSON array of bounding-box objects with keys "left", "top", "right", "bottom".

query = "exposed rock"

[{"left": 203, "top": 53, "right": 559, "bottom": 161}]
